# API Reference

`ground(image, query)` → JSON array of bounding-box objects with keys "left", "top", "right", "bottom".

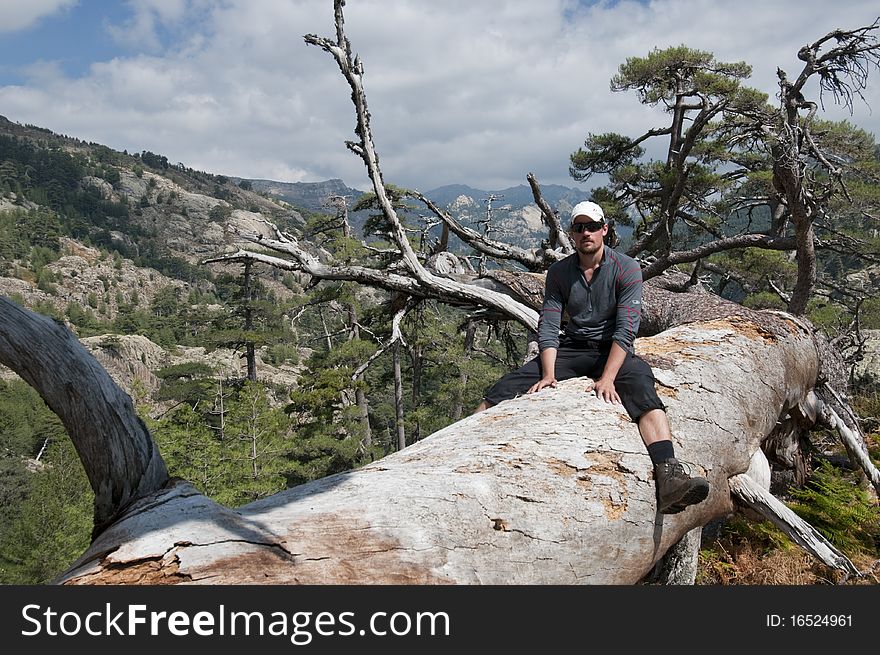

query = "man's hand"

[
  {"left": 592, "top": 376, "right": 620, "bottom": 404},
  {"left": 527, "top": 376, "right": 557, "bottom": 394}
]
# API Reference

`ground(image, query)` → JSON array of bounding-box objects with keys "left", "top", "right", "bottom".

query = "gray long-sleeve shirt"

[{"left": 537, "top": 246, "right": 643, "bottom": 353}]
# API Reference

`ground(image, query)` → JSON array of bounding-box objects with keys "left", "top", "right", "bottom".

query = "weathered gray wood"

[
  {"left": 818, "top": 390, "right": 880, "bottom": 496},
  {"left": 0, "top": 297, "right": 169, "bottom": 536},
  {"left": 654, "top": 527, "right": 702, "bottom": 585}
]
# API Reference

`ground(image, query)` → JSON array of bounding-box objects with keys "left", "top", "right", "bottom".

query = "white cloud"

[
  {"left": 1, "top": 0, "right": 878, "bottom": 191},
  {"left": 106, "top": 0, "right": 193, "bottom": 50},
  {"left": 0, "top": 0, "right": 78, "bottom": 33}
]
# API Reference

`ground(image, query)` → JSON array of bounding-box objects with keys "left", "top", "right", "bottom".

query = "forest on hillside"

[
  {"left": 0, "top": 121, "right": 532, "bottom": 583},
  {"left": 0, "top": 5, "right": 879, "bottom": 585}
]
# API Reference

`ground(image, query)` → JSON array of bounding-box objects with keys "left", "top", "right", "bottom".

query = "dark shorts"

[{"left": 482, "top": 338, "right": 665, "bottom": 422}]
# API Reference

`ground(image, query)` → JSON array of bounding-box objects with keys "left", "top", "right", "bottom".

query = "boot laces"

[{"left": 665, "top": 458, "right": 695, "bottom": 480}]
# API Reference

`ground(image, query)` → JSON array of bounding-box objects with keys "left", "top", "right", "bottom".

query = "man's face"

[{"left": 570, "top": 219, "right": 607, "bottom": 256}]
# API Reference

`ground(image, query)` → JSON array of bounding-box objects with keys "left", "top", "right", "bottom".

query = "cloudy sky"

[{"left": 1, "top": 1, "right": 878, "bottom": 193}]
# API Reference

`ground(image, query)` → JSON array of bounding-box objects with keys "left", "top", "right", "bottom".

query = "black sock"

[{"left": 647, "top": 440, "right": 675, "bottom": 466}]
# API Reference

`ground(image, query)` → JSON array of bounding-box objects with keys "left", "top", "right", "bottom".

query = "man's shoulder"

[
  {"left": 604, "top": 246, "right": 640, "bottom": 271},
  {"left": 548, "top": 253, "right": 577, "bottom": 274}
]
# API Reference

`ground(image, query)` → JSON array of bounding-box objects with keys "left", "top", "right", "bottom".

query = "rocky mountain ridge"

[{"left": 242, "top": 176, "right": 594, "bottom": 249}]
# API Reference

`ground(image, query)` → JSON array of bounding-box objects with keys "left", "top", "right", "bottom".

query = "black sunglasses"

[{"left": 570, "top": 222, "right": 604, "bottom": 233}]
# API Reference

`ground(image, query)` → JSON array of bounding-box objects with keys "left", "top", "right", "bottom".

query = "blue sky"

[
  {"left": 1, "top": 1, "right": 879, "bottom": 191},
  {"left": 0, "top": 2, "right": 128, "bottom": 82}
]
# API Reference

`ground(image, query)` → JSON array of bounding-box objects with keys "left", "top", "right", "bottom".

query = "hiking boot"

[{"left": 654, "top": 457, "right": 709, "bottom": 514}]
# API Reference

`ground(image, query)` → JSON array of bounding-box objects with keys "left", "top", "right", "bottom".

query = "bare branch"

[
  {"left": 768, "top": 278, "right": 793, "bottom": 305},
  {"left": 302, "top": 0, "right": 539, "bottom": 330},
  {"left": 351, "top": 300, "right": 416, "bottom": 380},
  {"left": 527, "top": 173, "right": 574, "bottom": 254},
  {"left": 818, "top": 386, "right": 880, "bottom": 496},
  {"left": 407, "top": 190, "right": 557, "bottom": 271},
  {"left": 729, "top": 473, "right": 859, "bottom": 577},
  {"left": 792, "top": 20, "right": 880, "bottom": 112},
  {"left": 222, "top": 227, "right": 540, "bottom": 331},
  {"left": 641, "top": 234, "right": 796, "bottom": 279}
]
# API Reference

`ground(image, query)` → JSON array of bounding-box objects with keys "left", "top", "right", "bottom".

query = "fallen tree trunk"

[{"left": 18, "top": 295, "right": 823, "bottom": 585}]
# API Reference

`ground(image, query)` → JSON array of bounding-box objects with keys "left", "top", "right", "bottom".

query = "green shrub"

[
  {"left": 265, "top": 343, "right": 300, "bottom": 366},
  {"left": 788, "top": 460, "right": 879, "bottom": 557}
]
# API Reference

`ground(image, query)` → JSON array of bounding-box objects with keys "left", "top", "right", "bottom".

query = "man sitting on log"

[{"left": 475, "top": 201, "right": 709, "bottom": 514}]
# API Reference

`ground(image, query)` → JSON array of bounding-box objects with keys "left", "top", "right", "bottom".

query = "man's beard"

[{"left": 576, "top": 239, "right": 602, "bottom": 256}]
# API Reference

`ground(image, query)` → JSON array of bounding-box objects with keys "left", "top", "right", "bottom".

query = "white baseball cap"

[{"left": 570, "top": 201, "right": 605, "bottom": 223}]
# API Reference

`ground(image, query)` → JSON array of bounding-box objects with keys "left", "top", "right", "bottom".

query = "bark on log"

[
  {"left": 652, "top": 527, "right": 702, "bottom": 585},
  {"left": 47, "top": 301, "right": 823, "bottom": 584}
]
